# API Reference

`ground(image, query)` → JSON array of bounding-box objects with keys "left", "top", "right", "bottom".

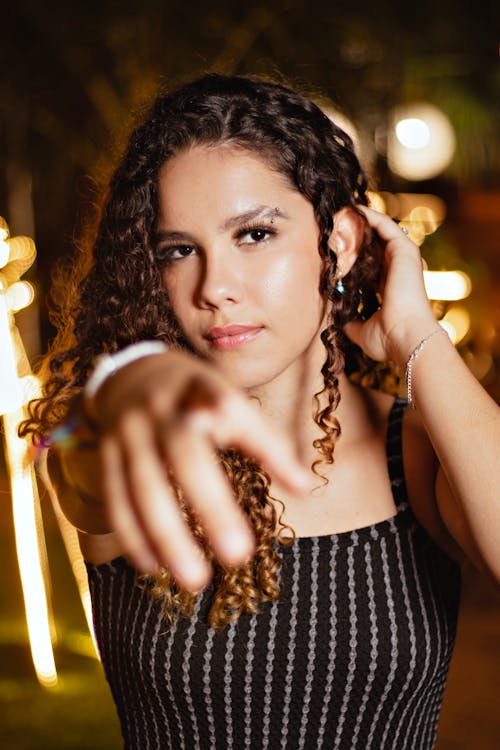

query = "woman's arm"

[
  {"left": 47, "top": 444, "right": 111, "bottom": 534},
  {"left": 48, "top": 349, "right": 309, "bottom": 590},
  {"left": 403, "top": 329, "right": 499, "bottom": 583},
  {"left": 346, "top": 206, "right": 500, "bottom": 583}
]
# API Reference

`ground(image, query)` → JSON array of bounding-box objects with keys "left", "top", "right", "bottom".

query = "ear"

[{"left": 329, "top": 207, "right": 365, "bottom": 277}]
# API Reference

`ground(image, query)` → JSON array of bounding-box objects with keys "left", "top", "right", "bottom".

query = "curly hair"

[{"left": 22, "top": 73, "right": 386, "bottom": 628}]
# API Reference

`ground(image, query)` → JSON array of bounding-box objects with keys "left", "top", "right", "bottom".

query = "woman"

[{"left": 24, "top": 74, "right": 499, "bottom": 749}]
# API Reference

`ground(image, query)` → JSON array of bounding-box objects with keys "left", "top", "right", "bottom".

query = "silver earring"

[{"left": 335, "top": 276, "right": 345, "bottom": 294}]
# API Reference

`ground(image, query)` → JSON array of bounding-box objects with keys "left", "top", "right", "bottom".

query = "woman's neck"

[{"left": 247, "top": 353, "right": 362, "bottom": 467}]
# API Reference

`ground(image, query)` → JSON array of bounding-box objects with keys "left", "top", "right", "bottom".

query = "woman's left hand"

[{"left": 344, "top": 205, "right": 439, "bottom": 368}]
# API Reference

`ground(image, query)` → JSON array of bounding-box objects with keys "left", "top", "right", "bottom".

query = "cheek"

[
  {"left": 261, "top": 251, "right": 324, "bottom": 321},
  {"left": 162, "top": 268, "right": 194, "bottom": 324}
]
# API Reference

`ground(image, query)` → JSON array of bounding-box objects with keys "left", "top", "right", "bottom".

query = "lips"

[
  {"left": 206, "top": 324, "right": 263, "bottom": 350},
  {"left": 208, "top": 325, "right": 260, "bottom": 339}
]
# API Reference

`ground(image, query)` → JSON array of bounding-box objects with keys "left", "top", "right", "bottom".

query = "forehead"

[
  {"left": 157, "top": 145, "right": 300, "bottom": 222},
  {"left": 155, "top": 145, "right": 314, "bottom": 234}
]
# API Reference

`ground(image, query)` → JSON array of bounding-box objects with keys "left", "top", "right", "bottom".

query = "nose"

[{"left": 195, "top": 249, "right": 243, "bottom": 309}]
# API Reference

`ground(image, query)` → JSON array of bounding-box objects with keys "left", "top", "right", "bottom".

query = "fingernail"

[
  {"left": 219, "top": 527, "right": 255, "bottom": 562},
  {"left": 170, "top": 555, "right": 211, "bottom": 590},
  {"left": 138, "top": 553, "right": 159, "bottom": 573}
]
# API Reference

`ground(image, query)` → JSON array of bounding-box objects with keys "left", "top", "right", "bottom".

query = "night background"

[{"left": 1, "top": 1, "right": 499, "bottom": 747}]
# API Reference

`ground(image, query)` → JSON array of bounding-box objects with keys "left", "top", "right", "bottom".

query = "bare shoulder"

[
  {"left": 358, "top": 387, "right": 436, "bottom": 483},
  {"left": 77, "top": 530, "right": 126, "bottom": 565},
  {"left": 361, "top": 386, "right": 465, "bottom": 563},
  {"left": 46, "top": 450, "right": 126, "bottom": 564}
]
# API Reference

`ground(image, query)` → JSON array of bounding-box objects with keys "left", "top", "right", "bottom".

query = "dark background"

[
  {"left": 2, "top": 1, "right": 500, "bottom": 375},
  {"left": 1, "top": 1, "right": 499, "bottom": 747}
]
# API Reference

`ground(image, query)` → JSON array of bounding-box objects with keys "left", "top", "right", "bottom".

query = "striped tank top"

[{"left": 86, "top": 398, "right": 461, "bottom": 749}]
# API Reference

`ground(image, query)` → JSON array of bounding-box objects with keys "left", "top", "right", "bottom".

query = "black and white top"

[{"left": 86, "top": 399, "right": 461, "bottom": 749}]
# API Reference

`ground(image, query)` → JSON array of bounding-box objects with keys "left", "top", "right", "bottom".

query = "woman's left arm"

[{"left": 345, "top": 206, "right": 500, "bottom": 584}]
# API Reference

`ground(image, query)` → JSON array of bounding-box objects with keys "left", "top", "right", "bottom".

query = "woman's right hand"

[{"left": 84, "top": 349, "right": 308, "bottom": 591}]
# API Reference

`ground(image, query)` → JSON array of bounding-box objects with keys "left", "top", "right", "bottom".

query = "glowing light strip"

[
  {"left": 424, "top": 270, "right": 472, "bottom": 301},
  {"left": 50, "top": 496, "right": 99, "bottom": 657},
  {"left": 0, "top": 219, "right": 57, "bottom": 687},
  {"left": 1, "top": 214, "right": 100, "bottom": 688},
  {"left": 3, "top": 409, "right": 58, "bottom": 687},
  {"left": 0, "top": 294, "right": 22, "bottom": 413}
]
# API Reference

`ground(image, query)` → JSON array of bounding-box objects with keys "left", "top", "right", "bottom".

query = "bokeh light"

[
  {"left": 0, "top": 238, "right": 9, "bottom": 267},
  {"left": 439, "top": 304, "right": 471, "bottom": 344},
  {"left": 6, "top": 280, "right": 35, "bottom": 312},
  {"left": 424, "top": 270, "right": 472, "bottom": 301},
  {"left": 322, "top": 107, "right": 361, "bottom": 154},
  {"left": 388, "top": 102, "right": 456, "bottom": 180},
  {"left": 396, "top": 118, "right": 431, "bottom": 149}
]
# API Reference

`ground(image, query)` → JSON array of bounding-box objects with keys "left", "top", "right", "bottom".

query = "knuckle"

[
  {"left": 117, "top": 408, "right": 144, "bottom": 438},
  {"left": 145, "top": 388, "right": 171, "bottom": 418},
  {"left": 180, "top": 408, "right": 215, "bottom": 436},
  {"left": 122, "top": 537, "right": 147, "bottom": 560}
]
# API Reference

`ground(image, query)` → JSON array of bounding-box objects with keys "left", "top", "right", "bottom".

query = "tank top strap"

[{"left": 386, "top": 397, "right": 410, "bottom": 511}]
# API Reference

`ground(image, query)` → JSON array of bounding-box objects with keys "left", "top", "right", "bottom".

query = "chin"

[{"left": 209, "top": 357, "right": 274, "bottom": 388}]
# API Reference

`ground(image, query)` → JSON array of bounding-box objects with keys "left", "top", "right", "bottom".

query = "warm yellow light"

[
  {"left": 7, "top": 235, "right": 36, "bottom": 263},
  {"left": 408, "top": 206, "right": 441, "bottom": 235},
  {"left": 380, "top": 193, "right": 447, "bottom": 227},
  {"left": 3, "top": 410, "right": 58, "bottom": 688},
  {"left": 322, "top": 107, "right": 361, "bottom": 154},
  {"left": 439, "top": 305, "right": 471, "bottom": 344},
  {"left": 0, "top": 239, "right": 9, "bottom": 268},
  {"left": 398, "top": 205, "right": 442, "bottom": 247},
  {"left": 0, "top": 294, "right": 24, "bottom": 413},
  {"left": 424, "top": 270, "right": 472, "bottom": 301},
  {"left": 388, "top": 103, "right": 456, "bottom": 180},
  {"left": 0, "top": 232, "right": 36, "bottom": 285},
  {"left": 6, "top": 280, "right": 35, "bottom": 312},
  {"left": 396, "top": 118, "right": 430, "bottom": 149},
  {"left": 39, "top": 456, "right": 100, "bottom": 659},
  {"left": 0, "top": 218, "right": 59, "bottom": 688},
  {"left": 20, "top": 373, "right": 40, "bottom": 400},
  {"left": 5, "top": 281, "right": 35, "bottom": 312},
  {"left": 54, "top": 502, "right": 99, "bottom": 657},
  {"left": 367, "top": 192, "right": 387, "bottom": 213},
  {"left": 399, "top": 220, "right": 426, "bottom": 247}
]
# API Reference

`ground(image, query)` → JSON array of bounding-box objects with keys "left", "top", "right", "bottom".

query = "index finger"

[
  {"left": 360, "top": 205, "right": 415, "bottom": 244},
  {"left": 204, "top": 391, "right": 311, "bottom": 492}
]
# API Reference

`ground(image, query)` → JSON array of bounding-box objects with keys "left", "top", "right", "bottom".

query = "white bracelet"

[
  {"left": 405, "top": 328, "right": 444, "bottom": 408},
  {"left": 84, "top": 341, "right": 169, "bottom": 406}
]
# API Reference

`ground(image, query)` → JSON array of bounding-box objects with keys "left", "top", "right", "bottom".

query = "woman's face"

[{"left": 156, "top": 145, "right": 328, "bottom": 391}]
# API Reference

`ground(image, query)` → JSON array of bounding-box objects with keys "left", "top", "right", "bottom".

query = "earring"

[{"left": 335, "top": 276, "right": 345, "bottom": 294}]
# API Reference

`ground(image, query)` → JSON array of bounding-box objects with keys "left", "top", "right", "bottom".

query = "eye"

[
  {"left": 237, "top": 224, "right": 276, "bottom": 245},
  {"left": 156, "top": 244, "right": 197, "bottom": 263}
]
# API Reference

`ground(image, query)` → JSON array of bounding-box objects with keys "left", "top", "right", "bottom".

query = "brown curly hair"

[{"left": 22, "top": 73, "right": 386, "bottom": 628}]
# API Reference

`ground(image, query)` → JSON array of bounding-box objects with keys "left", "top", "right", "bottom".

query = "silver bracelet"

[
  {"left": 84, "top": 341, "right": 169, "bottom": 409},
  {"left": 405, "top": 328, "right": 443, "bottom": 408}
]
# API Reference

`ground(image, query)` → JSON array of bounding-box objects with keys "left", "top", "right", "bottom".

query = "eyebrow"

[
  {"left": 155, "top": 206, "right": 289, "bottom": 244},
  {"left": 219, "top": 206, "right": 289, "bottom": 231}
]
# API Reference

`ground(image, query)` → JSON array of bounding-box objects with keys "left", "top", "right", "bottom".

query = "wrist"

[
  {"left": 386, "top": 316, "right": 442, "bottom": 370},
  {"left": 83, "top": 340, "right": 169, "bottom": 424},
  {"left": 404, "top": 327, "right": 448, "bottom": 407},
  {"left": 35, "top": 396, "right": 98, "bottom": 459}
]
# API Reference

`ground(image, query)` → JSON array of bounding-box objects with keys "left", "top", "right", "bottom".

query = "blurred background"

[{"left": 1, "top": 0, "right": 499, "bottom": 747}]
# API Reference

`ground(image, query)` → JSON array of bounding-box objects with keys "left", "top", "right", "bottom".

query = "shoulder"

[
  {"left": 358, "top": 384, "right": 436, "bottom": 481},
  {"left": 360, "top": 386, "right": 466, "bottom": 564},
  {"left": 357, "top": 387, "right": 436, "bottom": 494},
  {"left": 46, "top": 450, "right": 126, "bottom": 564}
]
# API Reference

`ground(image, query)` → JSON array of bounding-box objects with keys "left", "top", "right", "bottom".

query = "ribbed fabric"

[{"left": 86, "top": 398, "right": 461, "bottom": 749}]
